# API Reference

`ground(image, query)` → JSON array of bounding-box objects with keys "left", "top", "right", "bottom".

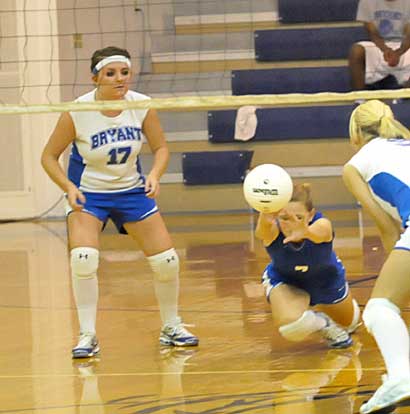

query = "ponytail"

[{"left": 349, "top": 100, "right": 410, "bottom": 144}]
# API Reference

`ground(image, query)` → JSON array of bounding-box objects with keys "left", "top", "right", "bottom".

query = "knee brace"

[
  {"left": 70, "top": 247, "right": 99, "bottom": 279},
  {"left": 147, "top": 248, "right": 179, "bottom": 282},
  {"left": 347, "top": 299, "right": 362, "bottom": 333},
  {"left": 279, "top": 310, "right": 322, "bottom": 342},
  {"left": 362, "top": 298, "right": 400, "bottom": 334}
]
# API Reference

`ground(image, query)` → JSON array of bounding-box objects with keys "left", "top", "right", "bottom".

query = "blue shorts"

[
  {"left": 66, "top": 187, "right": 158, "bottom": 234},
  {"left": 261, "top": 263, "right": 348, "bottom": 306}
]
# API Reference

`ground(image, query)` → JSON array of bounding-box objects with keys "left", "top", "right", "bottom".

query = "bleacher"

[
  {"left": 232, "top": 66, "right": 351, "bottom": 95},
  {"left": 279, "top": 0, "right": 359, "bottom": 23},
  {"left": 138, "top": 0, "right": 408, "bottom": 213},
  {"left": 255, "top": 26, "right": 368, "bottom": 62}
]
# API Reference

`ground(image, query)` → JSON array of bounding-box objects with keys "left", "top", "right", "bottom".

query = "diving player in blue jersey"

[
  {"left": 256, "top": 183, "right": 360, "bottom": 349},
  {"left": 344, "top": 99, "right": 410, "bottom": 414},
  {"left": 41, "top": 46, "right": 198, "bottom": 358}
]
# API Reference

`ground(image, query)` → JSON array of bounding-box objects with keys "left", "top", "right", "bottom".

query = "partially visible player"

[
  {"left": 256, "top": 183, "right": 360, "bottom": 349},
  {"left": 41, "top": 46, "right": 198, "bottom": 358},
  {"left": 349, "top": 0, "right": 410, "bottom": 90},
  {"left": 344, "top": 99, "right": 410, "bottom": 414}
]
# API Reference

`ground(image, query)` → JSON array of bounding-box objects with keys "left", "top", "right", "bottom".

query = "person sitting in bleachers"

[{"left": 349, "top": 0, "right": 410, "bottom": 90}]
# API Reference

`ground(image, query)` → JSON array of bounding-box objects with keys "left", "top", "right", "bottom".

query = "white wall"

[
  {"left": 0, "top": 0, "right": 171, "bottom": 219},
  {"left": 0, "top": 0, "right": 63, "bottom": 219}
]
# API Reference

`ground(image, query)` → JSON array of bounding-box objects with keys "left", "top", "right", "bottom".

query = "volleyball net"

[{"left": 2, "top": 0, "right": 410, "bottom": 112}]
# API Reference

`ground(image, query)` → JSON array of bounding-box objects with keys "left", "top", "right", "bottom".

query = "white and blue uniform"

[
  {"left": 356, "top": 0, "right": 410, "bottom": 85},
  {"left": 67, "top": 89, "right": 158, "bottom": 232},
  {"left": 347, "top": 137, "right": 410, "bottom": 250},
  {"left": 262, "top": 212, "right": 348, "bottom": 306}
]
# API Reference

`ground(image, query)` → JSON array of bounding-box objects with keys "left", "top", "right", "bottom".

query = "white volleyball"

[{"left": 243, "top": 164, "right": 293, "bottom": 213}]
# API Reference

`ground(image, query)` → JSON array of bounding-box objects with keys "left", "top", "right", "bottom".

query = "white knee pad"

[
  {"left": 147, "top": 248, "right": 179, "bottom": 282},
  {"left": 279, "top": 310, "right": 321, "bottom": 342},
  {"left": 347, "top": 298, "right": 362, "bottom": 333},
  {"left": 70, "top": 247, "right": 99, "bottom": 279},
  {"left": 362, "top": 298, "right": 400, "bottom": 334}
]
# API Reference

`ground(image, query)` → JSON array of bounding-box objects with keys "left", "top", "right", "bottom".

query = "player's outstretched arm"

[{"left": 255, "top": 212, "right": 279, "bottom": 246}]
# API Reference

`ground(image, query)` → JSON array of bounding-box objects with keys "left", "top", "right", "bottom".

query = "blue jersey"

[{"left": 264, "top": 212, "right": 345, "bottom": 289}]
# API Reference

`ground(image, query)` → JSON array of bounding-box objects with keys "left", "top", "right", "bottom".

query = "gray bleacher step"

[
  {"left": 136, "top": 72, "right": 232, "bottom": 97},
  {"left": 174, "top": 0, "right": 276, "bottom": 17},
  {"left": 140, "top": 152, "right": 182, "bottom": 176},
  {"left": 158, "top": 111, "right": 208, "bottom": 142},
  {"left": 151, "top": 31, "right": 254, "bottom": 56},
  {"left": 139, "top": 155, "right": 345, "bottom": 185}
]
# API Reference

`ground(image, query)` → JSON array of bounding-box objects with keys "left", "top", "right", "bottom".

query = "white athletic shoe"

[
  {"left": 160, "top": 317, "right": 199, "bottom": 347},
  {"left": 360, "top": 375, "right": 410, "bottom": 414},
  {"left": 72, "top": 333, "right": 100, "bottom": 359},
  {"left": 317, "top": 312, "right": 353, "bottom": 349}
]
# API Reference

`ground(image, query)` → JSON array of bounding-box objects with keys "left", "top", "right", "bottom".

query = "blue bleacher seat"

[
  {"left": 208, "top": 101, "right": 410, "bottom": 143},
  {"left": 279, "top": 0, "right": 359, "bottom": 23},
  {"left": 255, "top": 26, "right": 368, "bottom": 62},
  {"left": 232, "top": 67, "right": 350, "bottom": 95},
  {"left": 182, "top": 151, "right": 253, "bottom": 185}
]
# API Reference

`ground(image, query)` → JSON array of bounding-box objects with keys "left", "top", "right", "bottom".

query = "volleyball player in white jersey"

[
  {"left": 41, "top": 46, "right": 198, "bottom": 358},
  {"left": 344, "top": 100, "right": 410, "bottom": 414}
]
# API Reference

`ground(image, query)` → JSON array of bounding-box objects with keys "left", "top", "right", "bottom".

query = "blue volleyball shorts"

[
  {"left": 65, "top": 187, "right": 158, "bottom": 234},
  {"left": 261, "top": 264, "right": 348, "bottom": 306}
]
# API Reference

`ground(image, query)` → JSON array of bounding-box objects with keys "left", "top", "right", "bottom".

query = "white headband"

[{"left": 92, "top": 55, "right": 131, "bottom": 74}]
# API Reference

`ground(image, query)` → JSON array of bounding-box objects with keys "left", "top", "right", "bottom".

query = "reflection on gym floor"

[{"left": 0, "top": 211, "right": 402, "bottom": 413}]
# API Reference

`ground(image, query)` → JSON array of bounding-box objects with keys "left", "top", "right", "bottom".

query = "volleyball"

[{"left": 243, "top": 164, "right": 293, "bottom": 213}]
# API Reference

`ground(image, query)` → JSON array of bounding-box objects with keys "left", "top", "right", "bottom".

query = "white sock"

[
  {"left": 313, "top": 311, "right": 328, "bottom": 330},
  {"left": 72, "top": 276, "right": 98, "bottom": 334},
  {"left": 148, "top": 248, "right": 180, "bottom": 327},
  {"left": 153, "top": 277, "right": 179, "bottom": 327},
  {"left": 373, "top": 316, "right": 410, "bottom": 379},
  {"left": 279, "top": 310, "right": 327, "bottom": 341},
  {"left": 364, "top": 298, "right": 410, "bottom": 379}
]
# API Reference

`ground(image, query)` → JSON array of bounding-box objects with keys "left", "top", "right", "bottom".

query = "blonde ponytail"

[
  {"left": 379, "top": 115, "right": 410, "bottom": 140},
  {"left": 349, "top": 100, "right": 410, "bottom": 144}
]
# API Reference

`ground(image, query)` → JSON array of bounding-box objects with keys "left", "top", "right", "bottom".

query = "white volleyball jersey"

[
  {"left": 347, "top": 137, "right": 410, "bottom": 226},
  {"left": 68, "top": 89, "right": 149, "bottom": 192}
]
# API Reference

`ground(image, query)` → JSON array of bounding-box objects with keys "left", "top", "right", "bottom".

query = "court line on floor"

[{"left": 0, "top": 367, "right": 386, "bottom": 379}]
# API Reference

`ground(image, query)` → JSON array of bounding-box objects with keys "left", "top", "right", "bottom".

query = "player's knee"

[
  {"left": 362, "top": 298, "right": 400, "bottom": 334},
  {"left": 279, "top": 310, "right": 317, "bottom": 342},
  {"left": 147, "top": 248, "right": 179, "bottom": 282},
  {"left": 70, "top": 247, "right": 99, "bottom": 279}
]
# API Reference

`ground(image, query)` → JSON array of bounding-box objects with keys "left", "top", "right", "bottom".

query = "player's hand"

[
  {"left": 145, "top": 173, "right": 160, "bottom": 198},
  {"left": 388, "top": 50, "right": 401, "bottom": 67},
  {"left": 66, "top": 182, "right": 86, "bottom": 211},
  {"left": 260, "top": 212, "right": 278, "bottom": 223},
  {"left": 383, "top": 49, "right": 400, "bottom": 67}
]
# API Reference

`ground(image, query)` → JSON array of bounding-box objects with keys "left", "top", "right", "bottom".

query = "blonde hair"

[
  {"left": 290, "top": 183, "right": 313, "bottom": 211},
  {"left": 349, "top": 100, "right": 410, "bottom": 145}
]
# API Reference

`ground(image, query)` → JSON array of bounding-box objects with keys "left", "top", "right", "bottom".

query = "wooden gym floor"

[{"left": 0, "top": 209, "right": 408, "bottom": 414}]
